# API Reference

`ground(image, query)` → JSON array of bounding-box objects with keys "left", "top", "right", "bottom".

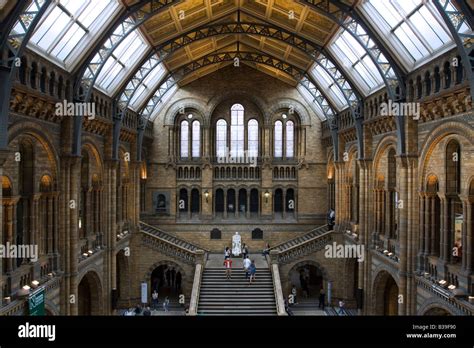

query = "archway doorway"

[
  {"left": 373, "top": 271, "right": 398, "bottom": 315},
  {"left": 116, "top": 250, "right": 129, "bottom": 308},
  {"left": 289, "top": 263, "right": 324, "bottom": 299},
  {"left": 150, "top": 264, "right": 183, "bottom": 299},
  {"left": 78, "top": 272, "right": 102, "bottom": 315},
  {"left": 423, "top": 307, "right": 452, "bottom": 316}
]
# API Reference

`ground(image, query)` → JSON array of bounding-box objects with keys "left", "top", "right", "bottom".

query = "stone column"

[
  {"left": 334, "top": 161, "right": 345, "bottom": 227},
  {"left": 430, "top": 196, "right": 438, "bottom": 256},
  {"left": 246, "top": 189, "right": 250, "bottom": 219},
  {"left": 223, "top": 189, "right": 227, "bottom": 219},
  {"left": 418, "top": 192, "right": 426, "bottom": 271},
  {"left": 384, "top": 190, "right": 392, "bottom": 240},
  {"left": 47, "top": 195, "right": 53, "bottom": 255},
  {"left": 466, "top": 198, "right": 473, "bottom": 272},
  {"left": 396, "top": 156, "right": 408, "bottom": 315},
  {"left": 69, "top": 156, "right": 81, "bottom": 315},
  {"left": 439, "top": 194, "right": 449, "bottom": 262},
  {"left": 460, "top": 196, "right": 472, "bottom": 273},
  {"left": 4, "top": 199, "right": 19, "bottom": 273}
]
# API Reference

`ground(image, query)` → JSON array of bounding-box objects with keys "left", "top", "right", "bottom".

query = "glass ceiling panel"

[
  {"left": 297, "top": 85, "right": 327, "bottom": 121},
  {"left": 95, "top": 28, "right": 149, "bottom": 95},
  {"left": 27, "top": 0, "right": 119, "bottom": 69},
  {"left": 150, "top": 85, "right": 179, "bottom": 121},
  {"left": 129, "top": 63, "right": 167, "bottom": 111},
  {"left": 329, "top": 29, "right": 384, "bottom": 96},
  {"left": 360, "top": 0, "right": 467, "bottom": 69},
  {"left": 311, "top": 65, "right": 347, "bottom": 110}
]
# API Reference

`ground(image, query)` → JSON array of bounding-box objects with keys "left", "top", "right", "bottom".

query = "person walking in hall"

[
  {"left": 291, "top": 284, "right": 298, "bottom": 305},
  {"left": 224, "top": 257, "right": 233, "bottom": 280},
  {"left": 248, "top": 260, "right": 256, "bottom": 285},
  {"left": 262, "top": 243, "right": 271, "bottom": 256},
  {"left": 328, "top": 208, "right": 335, "bottom": 231},
  {"left": 166, "top": 267, "right": 171, "bottom": 287},
  {"left": 338, "top": 300, "right": 345, "bottom": 315},
  {"left": 284, "top": 298, "right": 293, "bottom": 316},
  {"left": 151, "top": 290, "right": 159, "bottom": 310},
  {"left": 224, "top": 246, "right": 231, "bottom": 259},
  {"left": 242, "top": 243, "right": 249, "bottom": 259},
  {"left": 318, "top": 287, "right": 325, "bottom": 310},
  {"left": 171, "top": 268, "right": 176, "bottom": 290},
  {"left": 163, "top": 296, "right": 170, "bottom": 312},
  {"left": 175, "top": 271, "right": 182, "bottom": 292},
  {"left": 143, "top": 306, "right": 151, "bottom": 316},
  {"left": 243, "top": 255, "right": 251, "bottom": 279}
]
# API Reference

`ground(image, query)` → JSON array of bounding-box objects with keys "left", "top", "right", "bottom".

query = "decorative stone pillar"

[
  {"left": 396, "top": 155, "right": 409, "bottom": 315},
  {"left": 460, "top": 195, "right": 472, "bottom": 273},
  {"left": 69, "top": 156, "right": 81, "bottom": 316}
]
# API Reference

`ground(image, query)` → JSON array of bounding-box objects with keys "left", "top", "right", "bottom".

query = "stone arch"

[
  {"left": 371, "top": 268, "right": 399, "bottom": 315},
  {"left": 77, "top": 270, "right": 103, "bottom": 315},
  {"left": 8, "top": 121, "right": 59, "bottom": 181},
  {"left": 267, "top": 98, "right": 311, "bottom": 126},
  {"left": 372, "top": 135, "right": 397, "bottom": 176},
  {"left": 164, "top": 98, "right": 208, "bottom": 126},
  {"left": 418, "top": 299, "right": 455, "bottom": 316},
  {"left": 144, "top": 260, "right": 187, "bottom": 283},
  {"left": 207, "top": 90, "right": 268, "bottom": 122},
  {"left": 44, "top": 300, "right": 60, "bottom": 316},
  {"left": 288, "top": 260, "right": 331, "bottom": 281},
  {"left": 418, "top": 121, "right": 473, "bottom": 189},
  {"left": 2, "top": 175, "right": 13, "bottom": 196},
  {"left": 115, "top": 249, "right": 130, "bottom": 307},
  {"left": 81, "top": 138, "right": 104, "bottom": 174}
]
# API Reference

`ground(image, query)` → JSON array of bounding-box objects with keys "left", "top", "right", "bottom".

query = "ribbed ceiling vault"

[{"left": 123, "top": 0, "right": 353, "bottom": 86}]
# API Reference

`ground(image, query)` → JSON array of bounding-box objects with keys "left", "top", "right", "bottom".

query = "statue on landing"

[{"left": 232, "top": 232, "right": 242, "bottom": 256}]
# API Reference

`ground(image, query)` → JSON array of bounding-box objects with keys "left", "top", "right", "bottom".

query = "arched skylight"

[
  {"left": 297, "top": 85, "right": 326, "bottom": 121},
  {"left": 359, "top": 0, "right": 466, "bottom": 69},
  {"left": 310, "top": 65, "right": 347, "bottom": 111},
  {"left": 27, "top": 0, "right": 120, "bottom": 69},
  {"left": 128, "top": 61, "right": 167, "bottom": 111},
  {"left": 328, "top": 28, "right": 389, "bottom": 96},
  {"left": 94, "top": 28, "right": 148, "bottom": 95}
]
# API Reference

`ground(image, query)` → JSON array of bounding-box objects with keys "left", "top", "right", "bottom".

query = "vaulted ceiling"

[{"left": 123, "top": 0, "right": 354, "bottom": 86}]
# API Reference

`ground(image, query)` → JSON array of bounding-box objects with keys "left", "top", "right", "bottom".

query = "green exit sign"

[{"left": 28, "top": 287, "right": 45, "bottom": 316}]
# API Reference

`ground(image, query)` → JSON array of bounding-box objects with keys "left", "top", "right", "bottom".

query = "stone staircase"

[
  {"left": 271, "top": 224, "right": 330, "bottom": 252},
  {"left": 197, "top": 260, "right": 277, "bottom": 316},
  {"left": 269, "top": 225, "right": 333, "bottom": 265},
  {"left": 140, "top": 222, "right": 204, "bottom": 252}
]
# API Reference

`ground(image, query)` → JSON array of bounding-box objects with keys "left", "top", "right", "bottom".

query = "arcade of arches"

[{"left": 0, "top": 0, "right": 473, "bottom": 316}]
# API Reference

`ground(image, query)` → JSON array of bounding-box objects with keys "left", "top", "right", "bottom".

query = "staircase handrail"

[
  {"left": 269, "top": 224, "right": 329, "bottom": 252},
  {"left": 140, "top": 221, "right": 209, "bottom": 252},
  {"left": 189, "top": 250, "right": 206, "bottom": 315},
  {"left": 266, "top": 252, "right": 287, "bottom": 316}
]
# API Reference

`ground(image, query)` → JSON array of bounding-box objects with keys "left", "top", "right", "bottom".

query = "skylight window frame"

[
  {"left": 296, "top": 85, "right": 327, "bottom": 121},
  {"left": 310, "top": 64, "right": 348, "bottom": 111},
  {"left": 129, "top": 62, "right": 167, "bottom": 112},
  {"left": 27, "top": 0, "right": 121, "bottom": 71},
  {"left": 359, "top": 0, "right": 458, "bottom": 70},
  {"left": 94, "top": 28, "right": 150, "bottom": 96},
  {"left": 328, "top": 29, "right": 385, "bottom": 96}
]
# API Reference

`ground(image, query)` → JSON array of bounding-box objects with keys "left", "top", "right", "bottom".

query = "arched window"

[
  {"left": 274, "top": 120, "right": 283, "bottom": 158},
  {"left": 231, "top": 104, "right": 244, "bottom": 157},
  {"left": 248, "top": 119, "right": 258, "bottom": 157},
  {"left": 286, "top": 120, "right": 294, "bottom": 158},
  {"left": 216, "top": 119, "right": 227, "bottom": 157},
  {"left": 180, "top": 120, "right": 189, "bottom": 158},
  {"left": 192, "top": 120, "right": 200, "bottom": 158}
]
